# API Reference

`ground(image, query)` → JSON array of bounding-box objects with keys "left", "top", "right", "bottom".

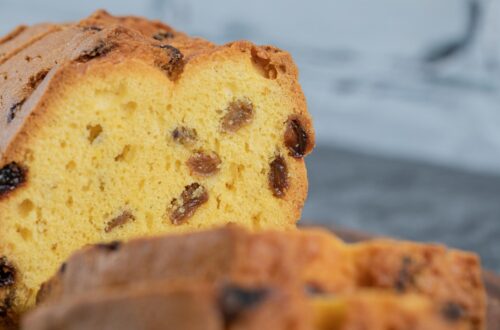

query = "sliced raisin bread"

[
  {"left": 0, "top": 10, "right": 314, "bottom": 323},
  {"left": 37, "top": 226, "right": 486, "bottom": 329},
  {"left": 24, "top": 281, "right": 465, "bottom": 330}
]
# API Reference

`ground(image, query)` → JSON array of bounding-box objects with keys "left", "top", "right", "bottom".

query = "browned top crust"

[{"left": 0, "top": 9, "right": 311, "bottom": 162}]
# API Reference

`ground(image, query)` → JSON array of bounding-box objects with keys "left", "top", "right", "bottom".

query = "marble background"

[{"left": 1, "top": 0, "right": 499, "bottom": 271}]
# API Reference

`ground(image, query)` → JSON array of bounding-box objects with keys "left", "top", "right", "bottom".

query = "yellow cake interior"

[{"left": 1, "top": 51, "right": 305, "bottom": 311}]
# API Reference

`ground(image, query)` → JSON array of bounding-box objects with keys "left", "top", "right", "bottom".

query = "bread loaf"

[
  {"left": 0, "top": 10, "right": 314, "bottom": 324},
  {"left": 37, "top": 226, "right": 486, "bottom": 329}
]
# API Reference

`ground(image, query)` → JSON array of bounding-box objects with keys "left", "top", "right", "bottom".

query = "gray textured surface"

[{"left": 303, "top": 145, "right": 500, "bottom": 271}]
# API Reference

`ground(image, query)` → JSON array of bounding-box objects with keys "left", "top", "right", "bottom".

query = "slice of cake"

[
  {"left": 24, "top": 281, "right": 465, "bottom": 330},
  {"left": 37, "top": 226, "right": 486, "bottom": 329},
  {"left": 0, "top": 10, "right": 314, "bottom": 324}
]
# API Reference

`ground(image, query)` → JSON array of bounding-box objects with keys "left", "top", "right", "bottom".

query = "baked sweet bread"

[
  {"left": 0, "top": 10, "right": 314, "bottom": 324},
  {"left": 37, "top": 226, "right": 486, "bottom": 329},
  {"left": 24, "top": 281, "right": 465, "bottom": 330}
]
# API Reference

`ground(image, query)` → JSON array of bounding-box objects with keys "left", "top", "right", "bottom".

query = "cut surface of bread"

[
  {"left": 24, "top": 281, "right": 465, "bottom": 330},
  {"left": 37, "top": 226, "right": 486, "bottom": 329},
  {"left": 0, "top": 10, "right": 314, "bottom": 324}
]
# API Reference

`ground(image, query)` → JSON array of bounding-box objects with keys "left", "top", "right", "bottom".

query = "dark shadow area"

[{"left": 303, "top": 145, "right": 500, "bottom": 272}]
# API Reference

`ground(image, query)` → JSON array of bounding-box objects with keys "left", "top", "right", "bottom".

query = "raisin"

[
  {"left": 77, "top": 40, "right": 116, "bottom": 62},
  {"left": 0, "top": 162, "right": 26, "bottom": 196},
  {"left": 155, "top": 45, "right": 184, "bottom": 79},
  {"left": 95, "top": 240, "right": 121, "bottom": 252},
  {"left": 187, "top": 151, "right": 221, "bottom": 177},
  {"left": 0, "top": 291, "right": 14, "bottom": 320},
  {"left": 304, "top": 283, "right": 325, "bottom": 296},
  {"left": 27, "top": 69, "right": 49, "bottom": 90},
  {"left": 169, "top": 183, "right": 208, "bottom": 225},
  {"left": 284, "top": 118, "right": 309, "bottom": 158},
  {"left": 268, "top": 155, "right": 288, "bottom": 198},
  {"left": 82, "top": 25, "right": 102, "bottom": 32},
  {"left": 152, "top": 30, "right": 174, "bottom": 41},
  {"left": 250, "top": 47, "right": 277, "bottom": 79},
  {"left": 221, "top": 99, "right": 254, "bottom": 132},
  {"left": 172, "top": 126, "right": 197, "bottom": 145},
  {"left": 394, "top": 256, "right": 414, "bottom": 292},
  {"left": 0, "top": 301, "right": 8, "bottom": 317},
  {"left": 219, "top": 285, "right": 269, "bottom": 324},
  {"left": 7, "top": 100, "right": 25, "bottom": 123},
  {"left": 104, "top": 210, "right": 135, "bottom": 233},
  {"left": 441, "top": 302, "right": 464, "bottom": 322},
  {"left": 0, "top": 258, "right": 15, "bottom": 288},
  {"left": 59, "top": 262, "right": 67, "bottom": 274}
]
